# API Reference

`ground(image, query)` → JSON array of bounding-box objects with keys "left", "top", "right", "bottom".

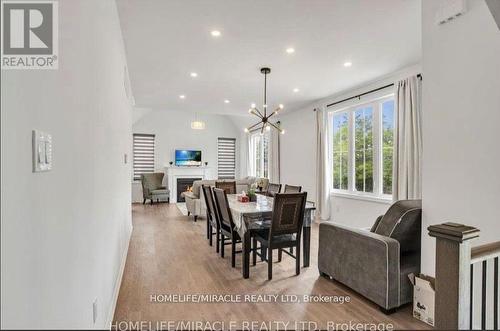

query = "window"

[
  {"left": 330, "top": 96, "right": 395, "bottom": 199},
  {"left": 332, "top": 112, "right": 348, "bottom": 190},
  {"left": 217, "top": 137, "right": 236, "bottom": 179},
  {"left": 249, "top": 133, "right": 269, "bottom": 178},
  {"left": 382, "top": 100, "right": 395, "bottom": 195},
  {"left": 133, "top": 133, "right": 155, "bottom": 181}
]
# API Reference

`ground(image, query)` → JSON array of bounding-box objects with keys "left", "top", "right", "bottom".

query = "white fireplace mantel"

[{"left": 165, "top": 166, "right": 212, "bottom": 202}]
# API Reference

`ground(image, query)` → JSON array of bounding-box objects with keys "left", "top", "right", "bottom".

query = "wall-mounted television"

[{"left": 175, "top": 150, "right": 202, "bottom": 166}]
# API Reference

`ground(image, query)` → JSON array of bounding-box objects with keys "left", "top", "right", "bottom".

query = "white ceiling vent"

[{"left": 435, "top": 0, "right": 467, "bottom": 25}]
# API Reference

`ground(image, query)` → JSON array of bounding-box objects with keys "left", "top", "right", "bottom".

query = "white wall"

[
  {"left": 421, "top": 0, "right": 500, "bottom": 276},
  {"left": 233, "top": 64, "right": 421, "bottom": 228},
  {"left": 132, "top": 110, "right": 240, "bottom": 202},
  {"left": 1, "top": 0, "right": 133, "bottom": 328}
]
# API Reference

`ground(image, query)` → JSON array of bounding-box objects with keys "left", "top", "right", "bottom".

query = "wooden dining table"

[{"left": 226, "top": 194, "right": 316, "bottom": 279}]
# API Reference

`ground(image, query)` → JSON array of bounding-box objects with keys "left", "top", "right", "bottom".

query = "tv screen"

[{"left": 175, "top": 150, "right": 202, "bottom": 166}]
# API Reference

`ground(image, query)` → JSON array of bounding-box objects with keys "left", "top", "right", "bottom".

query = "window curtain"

[
  {"left": 392, "top": 75, "right": 422, "bottom": 200},
  {"left": 316, "top": 106, "right": 331, "bottom": 221},
  {"left": 268, "top": 128, "right": 280, "bottom": 183},
  {"left": 247, "top": 134, "right": 256, "bottom": 177}
]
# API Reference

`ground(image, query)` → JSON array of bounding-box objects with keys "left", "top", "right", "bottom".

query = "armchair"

[
  {"left": 318, "top": 200, "right": 422, "bottom": 313},
  {"left": 141, "top": 173, "right": 170, "bottom": 204}
]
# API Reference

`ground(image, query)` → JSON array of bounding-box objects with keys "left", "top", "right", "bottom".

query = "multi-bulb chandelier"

[{"left": 244, "top": 67, "right": 285, "bottom": 135}]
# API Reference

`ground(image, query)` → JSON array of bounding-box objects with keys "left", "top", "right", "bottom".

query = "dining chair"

[
  {"left": 215, "top": 181, "right": 237, "bottom": 194},
  {"left": 213, "top": 188, "right": 242, "bottom": 267},
  {"left": 201, "top": 185, "right": 220, "bottom": 252},
  {"left": 253, "top": 192, "right": 307, "bottom": 280},
  {"left": 284, "top": 184, "right": 302, "bottom": 193},
  {"left": 266, "top": 183, "right": 282, "bottom": 197}
]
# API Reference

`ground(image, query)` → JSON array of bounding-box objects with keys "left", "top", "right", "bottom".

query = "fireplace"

[{"left": 177, "top": 178, "right": 202, "bottom": 202}]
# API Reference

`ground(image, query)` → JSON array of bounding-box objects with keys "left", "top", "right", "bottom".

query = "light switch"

[{"left": 32, "top": 130, "right": 52, "bottom": 172}]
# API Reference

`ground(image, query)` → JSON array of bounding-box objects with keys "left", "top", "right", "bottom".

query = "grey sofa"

[
  {"left": 318, "top": 200, "right": 422, "bottom": 312},
  {"left": 182, "top": 177, "right": 269, "bottom": 221}
]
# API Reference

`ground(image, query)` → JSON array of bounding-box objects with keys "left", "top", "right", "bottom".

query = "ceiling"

[{"left": 117, "top": 0, "right": 421, "bottom": 116}]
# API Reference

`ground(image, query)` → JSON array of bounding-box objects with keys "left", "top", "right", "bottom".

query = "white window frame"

[
  {"left": 249, "top": 132, "right": 270, "bottom": 179},
  {"left": 329, "top": 93, "right": 394, "bottom": 202}
]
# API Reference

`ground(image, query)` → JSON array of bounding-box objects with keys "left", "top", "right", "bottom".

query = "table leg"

[
  {"left": 242, "top": 230, "right": 251, "bottom": 279},
  {"left": 303, "top": 227, "right": 311, "bottom": 267}
]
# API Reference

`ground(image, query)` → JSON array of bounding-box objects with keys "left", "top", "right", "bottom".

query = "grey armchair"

[
  {"left": 318, "top": 200, "right": 422, "bottom": 313},
  {"left": 140, "top": 173, "right": 170, "bottom": 204}
]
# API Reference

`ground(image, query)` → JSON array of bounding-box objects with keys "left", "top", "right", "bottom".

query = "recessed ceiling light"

[
  {"left": 211, "top": 30, "right": 221, "bottom": 37},
  {"left": 344, "top": 61, "right": 352, "bottom": 67},
  {"left": 179, "top": 95, "right": 186, "bottom": 99},
  {"left": 293, "top": 88, "right": 300, "bottom": 93},
  {"left": 286, "top": 47, "right": 295, "bottom": 54},
  {"left": 224, "top": 99, "right": 230, "bottom": 104},
  {"left": 190, "top": 72, "right": 198, "bottom": 77}
]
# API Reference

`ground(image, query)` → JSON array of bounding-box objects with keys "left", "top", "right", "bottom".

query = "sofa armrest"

[{"left": 318, "top": 222, "right": 401, "bottom": 309}]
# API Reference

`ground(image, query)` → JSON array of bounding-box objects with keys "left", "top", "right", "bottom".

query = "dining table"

[{"left": 226, "top": 194, "right": 316, "bottom": 279}]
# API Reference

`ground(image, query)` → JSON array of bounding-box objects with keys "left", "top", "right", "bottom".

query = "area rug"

[{"left": 176, "top": 203, "right": 188, "bottom": 216}]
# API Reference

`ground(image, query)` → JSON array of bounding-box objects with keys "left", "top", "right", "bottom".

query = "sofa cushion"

[
  {"left": 151, "top": 189, "right": 169, "bottom": 195},
  {"left": 373, "top": 200, "right": 422, "bottom": 237}
]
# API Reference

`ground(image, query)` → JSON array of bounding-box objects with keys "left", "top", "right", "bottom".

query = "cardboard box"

[{"left": 408, "top": 273, "right": 435, "bottom": 327}]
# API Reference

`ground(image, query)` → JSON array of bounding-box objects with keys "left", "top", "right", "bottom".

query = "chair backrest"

[
  {"left": 284, "top": 184, "right": 302, "bottom": 193},
  {"left": 201, "top": 185, "right": 219, "bottom": 227},
  {"left": 141, "top": 173, "right": 164, "bottom": 197},
  {"left": 215, "top": 181, "right": 236, "bottom": 194},
  {"left": 213, "top": 188, "right": 235, "bottom": 230},
  {"left": 372, "top": 199, "right": 422, "bottom": 253},
  {"left": 269, "top": 192, "right": 307, "bottom": 238},
  {"left": 267, "top": 183, "right": 282, "bottom": 196}
]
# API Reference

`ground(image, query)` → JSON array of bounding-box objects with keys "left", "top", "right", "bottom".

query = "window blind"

[
  {"left": 133, "top": 133, "right": 155, "bottom": 181},
  {"left": 217, "top": 137, "right": 236, "bottom": 179}
]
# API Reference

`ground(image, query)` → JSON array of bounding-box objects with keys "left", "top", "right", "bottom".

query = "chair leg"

[
  {"left": 252, "top": 238, "right": 257, "bottom": 266},
  {"left": 143, "top": 198, "right": 146, "bottom": 204},
  {"left": 278, "top": 248, "right": 282, "bottom": 262},
  {"left": 215, "top": 230, "right": 220, "bottom": 253},
  {"left": 209, "top": 225, "right": 213, "bottom": 246},
  {"left": 260, "top": 244, "right": 266, "bottom": 261},
  {"left": 296, "top": 243, "right": 301, "bottom": 276},
  {"left": 194, "top": 215, "right": 198, "bottom": 222},
  {"left": 290, "top": 247, "right": 294, "bottom": 254},
  {"left": 150, "top": 199, "right": 153, "bottom": 205},
  {"left": 231, "top": 239, "right": 236, "bottom": 268},
  {"left": 268, "top": 247, "right": 273, "bottom": 280},
  {"left": 188, "top": 211, "right": 190, "bottom": 216},
  {"left": 220, "top": 236, "right": 225, "bottom": 258}
]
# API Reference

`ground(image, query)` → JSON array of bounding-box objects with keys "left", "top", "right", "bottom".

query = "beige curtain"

[
  {"left": 268, "top": 128, "right": 280, "bottom": 183},
  {"left": 393, "top": 75, "right": 422, "bottom": 200},
  {"left": 316, "top": 106, "right": 331, "bottom": 220}
]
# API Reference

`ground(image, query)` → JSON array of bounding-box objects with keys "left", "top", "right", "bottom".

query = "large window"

[
  {"left": 331, "top": 96, "right": 395, "bottom": 199},
  {"left": 249, "top": 133, "right": 269, "bottom": 178},
  {"left": 133, "top": 133, "right": 155, "bottom": 181},
  {"left": 217, "top": 137, "right": 236, "bottom": 179}
]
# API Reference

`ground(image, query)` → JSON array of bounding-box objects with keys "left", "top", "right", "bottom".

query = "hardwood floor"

[{"left": 113, "top": 203, "right": 430, "bottom": 330}]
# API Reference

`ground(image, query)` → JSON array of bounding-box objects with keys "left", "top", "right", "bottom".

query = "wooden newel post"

[{"left": 428, "top": 222, "right": 480, "bottom": 330}]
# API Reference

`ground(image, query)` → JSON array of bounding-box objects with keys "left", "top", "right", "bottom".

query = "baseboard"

[{"left": 105, "top": 225, "right": 132, "bottom": 329}]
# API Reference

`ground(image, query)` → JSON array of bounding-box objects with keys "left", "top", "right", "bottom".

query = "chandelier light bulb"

[
  {"left": 279, "top": 104, "right": 284, "bottom": 109},
  {"left": 248, "top": 108, "right": 253, "bottom": 114},
  {"left": 266, "top": 125, "right": 271, "bottom": 131},
  {"left": 263, "top": 104, "right": 268, "bottom": 108},
  {"left": 281, "top": 129, "right": 285, "bottom": 135},
  {"left": 244, "top": 128, "right": 249, "bottom": 133},
  {"left": 251, "top": 103, "right": 256, "bottom": 108}
]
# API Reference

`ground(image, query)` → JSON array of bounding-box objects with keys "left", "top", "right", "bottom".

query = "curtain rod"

[{"left": 322, "top": 73, "right": 423, "bottom": 109}]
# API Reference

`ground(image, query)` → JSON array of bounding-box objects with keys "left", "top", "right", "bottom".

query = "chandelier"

[{"left": 244, "top": 67, "right": 285, "bottom": 135}]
